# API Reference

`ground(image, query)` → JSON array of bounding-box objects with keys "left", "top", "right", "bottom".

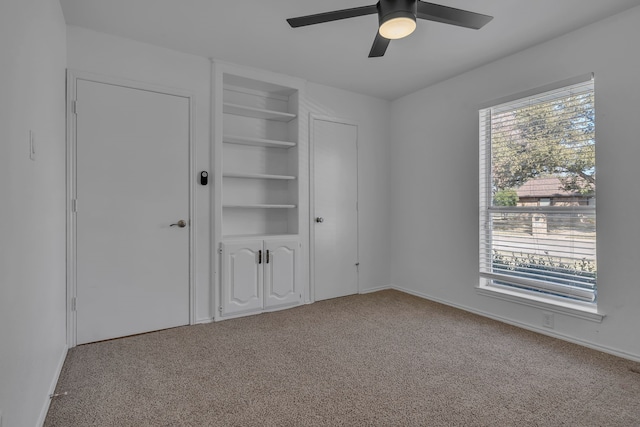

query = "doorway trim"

[
  {"left": 66, "top": 69, "right": 197, "bottom": 347},
  {"left": 308, "top": 114, "right": 360, "bottom": 303}
]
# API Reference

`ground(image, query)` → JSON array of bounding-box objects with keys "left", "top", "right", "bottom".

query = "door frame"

[
  {"left": 308, "top": 114, "right": 360, "bottom": 303},
  {"left": 66, "top": 69, "right": 197, "bottom": 347}
]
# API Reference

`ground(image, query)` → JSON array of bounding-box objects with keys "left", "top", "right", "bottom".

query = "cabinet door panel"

[
  {"left": 221, "top": 240, "right": 263, "bottom": 316},
  {"left": 264, "top": 239, "right": 300, "bottom": 309}
]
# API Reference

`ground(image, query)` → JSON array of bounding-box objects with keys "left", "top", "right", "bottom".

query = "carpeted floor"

[{"left": 45, "top": 290, "right": 640, "bottom": 426}]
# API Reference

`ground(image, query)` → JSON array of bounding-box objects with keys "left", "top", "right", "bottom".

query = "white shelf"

[
  {"left": 223, "top": 172, "right": 296, "bottom": 180},
  {"left": 223, "top": 134, "right": 296, "bottom": 149},
  {"left": 223, "top": 103, "right": 296, "bottom": 122},
  {"left": 223, "top": 234, "right": 299, "bottom": 240},
  {"left": 223, "top": 204, "right": 297, "bottom": 209}
]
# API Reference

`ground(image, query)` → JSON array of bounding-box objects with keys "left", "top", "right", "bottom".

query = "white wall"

[
  {"left": 307, "top": 84, "right": 392, "bottom": 292},
  {"left": 0, "top": 0, "right": 68, "bottom": 425},
  {"left": 390, "top": 5, "right": 640, "bottom": 360},
  {"left": 67, "top": 26, "right": 213, "bottom": 322}
]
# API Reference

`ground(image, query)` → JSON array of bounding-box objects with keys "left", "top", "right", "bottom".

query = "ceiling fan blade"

[
  {"left": 369, "top": 32, "right": 391, "bottom": 58},
  {"left": 287, "top": 5, "right": 378, "bottom": 28},
  {"left": 416, "top": 1, "right": 493, "bottom": 30}
]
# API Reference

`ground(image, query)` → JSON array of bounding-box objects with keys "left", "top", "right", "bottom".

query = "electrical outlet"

[{"left": 542, "top": 311, "right": 554, "bottom": 329}]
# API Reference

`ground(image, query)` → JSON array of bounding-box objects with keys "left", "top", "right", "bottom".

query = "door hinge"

[
  {"left": 71, "top": 297, "right": 76, "bottom": 311},
  {"left": 71, "top": 199, "right": 78, "bottom": 213},
  {"left": 72, "top": 100, "right": 77, "bottom": 115}
]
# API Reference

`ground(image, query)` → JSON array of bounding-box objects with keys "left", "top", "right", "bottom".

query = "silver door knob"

[
  {"left": 170, "top": 220, "right": 187, "bottom": 228},
  {"left": 315, "top": 217, "right": 324, "bottom": 223}
]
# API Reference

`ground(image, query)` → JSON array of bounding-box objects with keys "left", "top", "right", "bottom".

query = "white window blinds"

[{"left": 479, "top": 77, "right": 596, "bottom": 303}]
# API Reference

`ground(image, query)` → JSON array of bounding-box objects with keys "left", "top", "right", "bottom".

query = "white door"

[
  {"left": 75, "top": 78, "right": 190, "bottom": 344},
  {"left": 312, "top": 118, "right": 358, "bottom": 301},
  {"left": 221, "top": 240, "right": 263, "bottom": 316},
  {"left": 264, "top": 239, "right": 300, "bottom": 309}
]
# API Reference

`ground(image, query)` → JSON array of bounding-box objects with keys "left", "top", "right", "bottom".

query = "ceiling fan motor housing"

[{"left": 377, "top": 0, "right": 417, "bottom": 26}]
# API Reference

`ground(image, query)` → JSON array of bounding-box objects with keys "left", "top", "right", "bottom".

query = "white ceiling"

[{"left": 59, "top": 0, "right": 640, "bottom": 100}]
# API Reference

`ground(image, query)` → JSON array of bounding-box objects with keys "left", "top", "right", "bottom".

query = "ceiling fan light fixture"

[
  {"left": 377, "top": 0, "right": 418, "bottom": 40},
  {"left": 379, "top": 14, "right": 416, "bottom": 39}
]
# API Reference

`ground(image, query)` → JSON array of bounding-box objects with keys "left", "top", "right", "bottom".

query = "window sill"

[{"left": 476, "top": 283, "right": 605, "bottom": 323}]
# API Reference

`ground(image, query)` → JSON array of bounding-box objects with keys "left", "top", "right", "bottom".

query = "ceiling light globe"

[{"left": 379, "top": 16, "right": 416, "bottom": 40}]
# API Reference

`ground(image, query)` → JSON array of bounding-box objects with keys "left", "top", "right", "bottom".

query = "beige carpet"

[{"left": 45, "top": 290, "right": 640, "bottom": 426}]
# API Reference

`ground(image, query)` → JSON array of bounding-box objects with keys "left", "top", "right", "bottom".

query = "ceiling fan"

[{"left": 287, "top": 0, "right": 493, "bottom": 57}]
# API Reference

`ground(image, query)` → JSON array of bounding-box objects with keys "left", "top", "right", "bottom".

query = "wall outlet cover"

[{"left": 542, "top": 311, "right": 554, "bottom": 329}]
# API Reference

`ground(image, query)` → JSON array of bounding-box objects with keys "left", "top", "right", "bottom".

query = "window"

[{"left": 479, "top": 77, "right": 596, "bottom": 304}]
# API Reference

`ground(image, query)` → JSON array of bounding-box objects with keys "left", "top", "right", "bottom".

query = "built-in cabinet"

[
  {"left": 220, "top": 238, "right": 301, "bottom": 317},
  {"left": 212, "top": 62, "right": 306, "bottom": 319}
]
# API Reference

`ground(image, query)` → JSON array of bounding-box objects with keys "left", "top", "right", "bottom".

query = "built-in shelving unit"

[
  {"left": 213, "top": 62, "right": 305, "bottom": 240},
  {"left": 212, "top": 62, "right": 306, "bottom": 321}
]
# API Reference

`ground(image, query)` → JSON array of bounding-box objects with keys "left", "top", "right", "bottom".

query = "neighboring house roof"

[{"left": 516, "top": 177, "right": 587, "bottom": 198}]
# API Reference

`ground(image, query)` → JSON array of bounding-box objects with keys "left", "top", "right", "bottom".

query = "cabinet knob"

[{"left": 315, "top": 217, "right": 324, "bottom": 223}]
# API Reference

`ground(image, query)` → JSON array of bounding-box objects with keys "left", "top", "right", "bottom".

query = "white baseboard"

[
  {"left": 392, "top": 285, "right": 640, "bottom": 363},
  {"left": 37, "top": 344, "right": 68, "bottom": 427},
  {"left": 195, "top": 317, "right": 214, "bottom": 325},
  {"left": 359, "top": 285, "right": 393, "bottom": 294}
]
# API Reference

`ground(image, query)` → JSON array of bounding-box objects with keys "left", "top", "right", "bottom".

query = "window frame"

[{"left": 478, "top": 75, "right": 599, "bottom": 314}]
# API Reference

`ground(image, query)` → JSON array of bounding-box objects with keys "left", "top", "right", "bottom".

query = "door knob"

[
  {"left": 315, "top": 217, "right": 324, "bottom": 223},
  {"left": 170, "top": 220, "right": 187, "bottom": 228}
]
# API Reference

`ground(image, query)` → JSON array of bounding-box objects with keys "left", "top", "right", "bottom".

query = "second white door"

[{"left": 313, "top": 118, "right": 359, "bottom": 301}]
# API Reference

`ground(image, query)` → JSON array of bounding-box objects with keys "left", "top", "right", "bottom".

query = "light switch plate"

[{"left": 29, "top": 130, "right": 36, "bottom": 161}]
